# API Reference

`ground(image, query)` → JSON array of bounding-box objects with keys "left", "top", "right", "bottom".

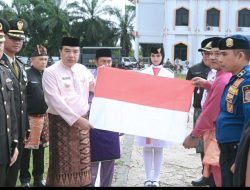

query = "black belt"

[{"left": 218, "top": 142, "right": 238, "bottom": 152}]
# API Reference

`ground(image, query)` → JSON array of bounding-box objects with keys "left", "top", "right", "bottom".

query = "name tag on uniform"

[
  {"left": 6, "top": 78, "right": 14, "bottom": 90},
  {"left": 30, "top": 81, "right": 39, "bottom": 84},
  {"left": 62, "top": 76, "right": 71, "bottom": 87},
  {"left": 62, "top": 76, "right": 71, "bottom": 80}
]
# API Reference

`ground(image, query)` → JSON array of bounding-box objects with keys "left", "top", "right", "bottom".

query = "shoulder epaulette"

[
  {"left": 237, "top": 70, "right": 246, "bottom": 78},
  {"left": 15, "top": 56, "right": 26, "bottom": 66},
  {"left": 0, "top": 60, "right": 9, "bottom": 68}
]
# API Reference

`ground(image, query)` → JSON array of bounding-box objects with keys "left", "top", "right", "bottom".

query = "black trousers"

[
  {"left": 218, "top": 142, "right": 238, "bottom": 187},
  {"left": 0, "top": 164, "right": 8, "bottom": 187},
  {"left": 6, "top": 142, "right": 24, "bottom": 187},
  {"left": 19, "top": 145, "right": 45, "bottom": 183}
]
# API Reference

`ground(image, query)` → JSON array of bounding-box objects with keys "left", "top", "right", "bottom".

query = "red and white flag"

[{"left": 89, "top": 67, "right": 194, "bottom": 143}]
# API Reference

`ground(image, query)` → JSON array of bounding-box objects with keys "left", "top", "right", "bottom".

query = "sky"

[{"left": 5, "top": 0, "right": 127, "bottom": 9}]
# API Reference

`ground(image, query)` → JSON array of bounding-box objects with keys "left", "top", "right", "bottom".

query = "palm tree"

[
  {"left": 0, "top": 0, "right": 16, "bottom": 19},
  {"left": 40, "top": 0, "right": 70, "bottom": 55},
  {"left": 68, "top": 0, "right": 118, "bottom": 46},
  {"left": 109, "top": 4, "right": 135, "bottom": 56}
]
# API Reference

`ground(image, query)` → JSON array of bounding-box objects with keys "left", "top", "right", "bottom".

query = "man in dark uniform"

[
  {"left": 0, "top": 18, "right": 19, "bottom": 187},
  {"left": 19, "top": 45, "right": 49, "bottom": 187},
  {"left": 216, "top": 34, "right": 250, "bottom": 186},
  {"left": 186, "top": 38, "right": 211, "bottom": 186},
  {"left": 1, "top": 19, "right": 29, "bottom": 187}
]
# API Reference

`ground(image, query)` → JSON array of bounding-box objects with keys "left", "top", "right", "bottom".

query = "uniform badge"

[
  {"left": 6, "top": 78, "right": 12, "bottom": 83},
  {"left": 226, "top": 38, "right": 234, "bottom": 47},
  {"left": 205, "top": 42, "right": 212, "bottom": 49},
  {"left": 237, "top": 70, "right": 246, "bottom": 77},
  {"left": 6, "top": 78, "right": 14, "bottom": 90},
  {"left": 243, "top": 85, "right": 250, "bottom": 103},
  {"left": 17, "top": 21, "right": 24, "bottom": 31}
]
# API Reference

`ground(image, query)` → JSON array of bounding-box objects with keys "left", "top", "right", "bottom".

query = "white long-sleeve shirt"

[{"left": 42, "top": 61, "right": 94, "bottom": 126}]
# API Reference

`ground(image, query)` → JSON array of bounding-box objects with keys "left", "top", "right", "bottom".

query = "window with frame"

[
  {"left": 238, "top": 8, "right": 250, "bottom": 27},
  {"left": 175, "top": 8, "right": 189, "bottom": 26},
  {"left": 174, "top": 43, "right": 187, "bottom": 61},
  {"left": 206, "top": 8, "right": 220, "bottom": 27}
]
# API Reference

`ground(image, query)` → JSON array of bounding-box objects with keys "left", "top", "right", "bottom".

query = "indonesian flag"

[{"left": 89, "top": 67, "right": 194, "bottom": 144}]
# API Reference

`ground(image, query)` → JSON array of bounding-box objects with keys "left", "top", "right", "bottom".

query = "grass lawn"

[{"left": 175, "top": 72, "right": 186, "bottom": 79}]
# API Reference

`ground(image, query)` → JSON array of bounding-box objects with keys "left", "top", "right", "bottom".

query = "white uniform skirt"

[{"left": 136, "top": 136, "right": 175, "bottom": 148}]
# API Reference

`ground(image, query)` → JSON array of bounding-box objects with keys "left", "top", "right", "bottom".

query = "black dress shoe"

[
  {"left": 34, "top": 180, "right": 46, "bottom": 187},
  {"left": 191, "top": 176, "right": 209, "bottom": 186},
  {"left": 21, "top": 182, "right": 30, "bottom": 187}
]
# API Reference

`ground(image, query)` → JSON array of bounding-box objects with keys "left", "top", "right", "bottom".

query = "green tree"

[
  {"left": 0, "top": 0, "right": 16, "bottom": 19},
  {"left": 41, "top": 0, "right": 70, "bottom": 55},
  {"left": 0, "top": 0, "right": 136, "bottom": 60},
  {"left": 69, "top": 0, "right": 118, "bottom": 46},
  {"left": 108, "top": 4, "right": 135, "bottom": 56}
]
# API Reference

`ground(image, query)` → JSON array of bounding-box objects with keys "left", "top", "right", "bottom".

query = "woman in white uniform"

[{"left": 136, "top": 45, "right": 174, "bottom": 187}]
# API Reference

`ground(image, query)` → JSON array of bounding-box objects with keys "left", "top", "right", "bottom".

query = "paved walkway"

[{"left": 112, "top": 108, "right": 203, "bottom": 187}]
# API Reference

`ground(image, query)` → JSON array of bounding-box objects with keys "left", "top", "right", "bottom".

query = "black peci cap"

[
  {"left": 0, "top": 18, "right": 10, "bottom": 42},
  {"left": 96, "top": 49, "right": 112, "bottom": 59},
  {"left": 31, "top": 45, "right": 48, "bottom": 57},
  {"left": 61, "top": 36, "right": 80, "bottom": 47},
  {"left": 218, "top": 35, "right": 250, "bottom": 50},
  {"left": 7, "top": 19, "right": 27, "bottom": 40}
]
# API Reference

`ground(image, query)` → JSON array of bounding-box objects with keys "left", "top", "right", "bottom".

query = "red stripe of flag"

[{"left": 94, "top": 67, "right": 194, "bottom": 112}]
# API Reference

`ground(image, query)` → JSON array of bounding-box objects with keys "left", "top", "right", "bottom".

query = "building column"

[{"left": 134, "top": 0, "right": 139, "bottom": 61}]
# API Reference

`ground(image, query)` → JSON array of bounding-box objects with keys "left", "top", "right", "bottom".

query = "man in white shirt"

[{"left": 42, "top": 36, "right": 95, "bottom": 187}]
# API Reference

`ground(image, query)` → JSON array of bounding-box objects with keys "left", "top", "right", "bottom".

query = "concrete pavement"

[{"left": 112, "top": 108, "right": 203, "bottom": 187}]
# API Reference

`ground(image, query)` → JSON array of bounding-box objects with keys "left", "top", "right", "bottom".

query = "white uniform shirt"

[{"left": 201, "top": 69, "right": 217, "bottom": 107}]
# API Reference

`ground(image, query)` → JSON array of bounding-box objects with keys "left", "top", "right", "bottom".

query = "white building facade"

[{"left": 134, "top": 0, "right": 250, "bottom": 66}]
